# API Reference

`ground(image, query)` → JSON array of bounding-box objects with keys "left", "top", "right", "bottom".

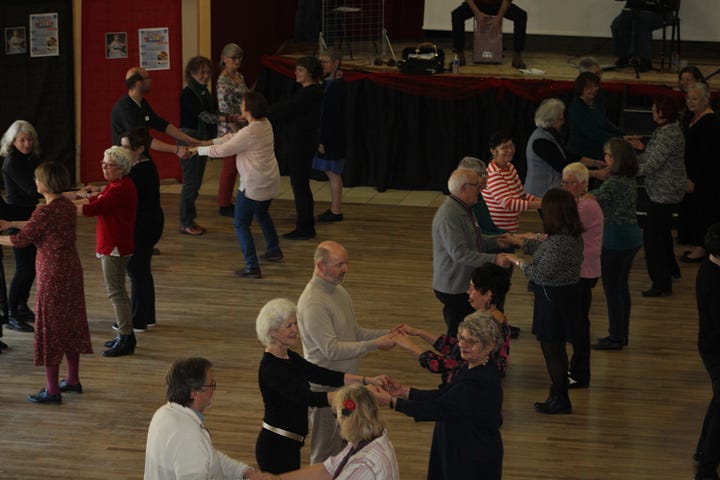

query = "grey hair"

[
  {"left": 457, "top": 156, "right": 487, "bottom": 177},
  {"left": 534, "top": 98, "right": 565, "bottom": 128},
  {"left": 578, "top": 57, "right": 600, "bottom": 73},
  {"left": 103, "top": 146, "right": 133, "bottom": 176},
  {"left": 256, "top": 298, "right": 297, "bottom": 346},
  {"left": 458, "top": 310, "right": 504, "bottom": 354},
  {"left": 320, "top": 46, "right": 343, "bottom": 64},
  {"left": 562, "top": 162, "right": 589, "bottom": 185},
  {"left": 448, "top": 168, "right": 476, "bottom": 196},
  {"left": 219, "top": 43, "right": 243, "bottom": 68},
  {"left": 687, "top": 81, "right": 711, "bottom": 102},
  {"left": 0, "top": 120, "right": 40, "bottom": 157}
]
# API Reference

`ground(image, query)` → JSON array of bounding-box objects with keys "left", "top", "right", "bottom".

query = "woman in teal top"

[{"left": 587, "top": 138, "right": 641, "bottom": 350}]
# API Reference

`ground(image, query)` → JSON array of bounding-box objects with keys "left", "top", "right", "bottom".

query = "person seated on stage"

[
  {"left": 451, "top": 0, "right": 527, "bottom": 68},
  {"left": 611, "top": 0, "right": 670, "bottom": 72}
]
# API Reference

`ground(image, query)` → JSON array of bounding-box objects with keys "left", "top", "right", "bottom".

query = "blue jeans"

[{"left": 234, "top": 190, "right": 280, "bottom": 269}]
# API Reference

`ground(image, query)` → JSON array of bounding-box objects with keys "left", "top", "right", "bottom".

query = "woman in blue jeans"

[
  {"left": 194, "top": 91, "right": 281, "bottom": 279},
  {"left": 587, "top": 138, "right": 642, "bottom": 350}
]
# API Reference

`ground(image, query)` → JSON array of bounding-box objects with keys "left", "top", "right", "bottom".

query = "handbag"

[{"left": 399, "top": 42, "right": 445, "bottom": 75}]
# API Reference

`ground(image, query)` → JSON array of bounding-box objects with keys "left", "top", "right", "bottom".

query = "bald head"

[
  {"left": 314, "top": 241, "right": 349, "bottom": 284},
  {"left": 125, "top": 67, "right": 151, "bottom": 93},
  {"left": 448, "top": 168, "right": 481, "bottom": 206}
]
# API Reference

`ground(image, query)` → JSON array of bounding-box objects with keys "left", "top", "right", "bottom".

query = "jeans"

[
  {"left": 179, "top": 154, "right": 207, "bottom": 227},
  {"left": 126, "top": 245, "right": 156, "bottom": 329},
  {"left": 611, "top": 10, "right": 664, "bottom": 60},
  {"left": 434, "top": 290, "right": 475, "bottom": 338},
  {"left": 100, "top": 255, "right": 132, "bottom": 335},
  {"left": 451, "top": 2, "right": 527, "bottom": 53},
  {"left": 601, "top": 246, "right": 640, "bottom": 342},
  {"left": 234, "top": 190, "right": 280, "bottom": 269}
]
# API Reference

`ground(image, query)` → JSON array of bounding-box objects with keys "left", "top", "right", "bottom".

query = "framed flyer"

[
  {"left": 5, "top": 27, "right": 27, "bottom": 55},
  {"left": 30, "top": 12, "right": 59, "bottom": 57},
  {"left": 138, "top": 27, "right": 170, "bottom": 71},
  {"left": 106, "top": 32, "right": 127, "bottom": 59}
]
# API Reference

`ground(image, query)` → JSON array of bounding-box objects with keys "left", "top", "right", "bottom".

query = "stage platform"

[{"left": 258, "top": 37, "right": 719, "bottom": 192}]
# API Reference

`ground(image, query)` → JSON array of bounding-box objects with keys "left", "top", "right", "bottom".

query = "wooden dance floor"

[{"left": 0, "top": 190, "right": 710, "bottom": 479}]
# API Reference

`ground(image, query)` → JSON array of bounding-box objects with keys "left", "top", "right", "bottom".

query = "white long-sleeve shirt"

[{"left": 144, "top": 402, "right": 252, "bottom": 480}]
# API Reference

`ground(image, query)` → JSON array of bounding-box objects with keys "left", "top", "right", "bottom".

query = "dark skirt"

[{"left": 531, "top": 282, "right": 583, "bottom": 342}]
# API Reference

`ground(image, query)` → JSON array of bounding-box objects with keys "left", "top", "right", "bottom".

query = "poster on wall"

[
  {"left": 5, "top": 27, "right": 27, "bottom": 55},
  {"left": 138, "top": 27, "right": 170, "bottom": 71},
  {"left": 105, "top": 32, "right": 128, "bottom": 59},
  {"left": 30, "top": 13, "right": 59, "bottom": 57}
]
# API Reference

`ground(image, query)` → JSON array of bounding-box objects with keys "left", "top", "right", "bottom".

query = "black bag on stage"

[{"left": 399, "top": 43, "right": 445, "bottom": 75}]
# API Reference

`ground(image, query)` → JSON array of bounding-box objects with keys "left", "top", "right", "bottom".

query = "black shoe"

[
  {"left": 509, "top": 325, "right": 520, "bottom": 339},
  {"left": 592, "top": 336, "right": 624, "bottom": 350},
  {"left": 102, "top": 334, "right": 136, "bottom": 357},
  {"left": 568, "top": 376, "right": 589, "bottom": 389},
  {"left": 0, "top": 340, "right": 8, "bottom": 350},
  {"left": 259, "top": 250, "right": 284, "bottom": 262},
  {"left": 104, "top": 336, "right": 120, "bottom": 348},
  {"left": 7, "top": 317, "right": 34, "bottom": 332},
  {"left": 14, "top": 304, "right": 35, "bottom": 322},
  {"left": 59, "top": 379, "right": 83, "bottom": 394},
  {"left": 318, "top": 209, "right": 344, "bottom": 222},
  {"left": 235, "top": 267, "right": 262, "bottom": 279},
  {"left": 534, "top": 396, "right": 572, "bottom": 414},
  {"left": 282, "top": 229, "right": 316, "bottom": 240},
  {"left": 28, "top": 388, "right": 62, "bottom": 404},
  {"left": 219, "top": 205, "right": 234, "bottom": 217},
  {"left": 641, "top": 288, "right": 671, "bottom": 297}
]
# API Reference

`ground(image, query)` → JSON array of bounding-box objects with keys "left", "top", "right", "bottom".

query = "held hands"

[
  {"left": 624, "top": 135, "right": 645, "bottom": 151},
  {"left": 494, "top": 253, "right": 514, "bottom": 268},
  {"left": 368, "top": 385, "right": 393, "bottom": 407},
  {"left": 594, "top": 167, "right": 611, "bottom": 181},
  {"left": 495, "top": 233, "right": 515, "bottom": 248},
  {"left": 375, "top": 333, "right": 396, "bottom": 351}
]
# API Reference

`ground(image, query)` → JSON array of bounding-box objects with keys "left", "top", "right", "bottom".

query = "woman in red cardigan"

[{"left": 75, "top": 146, "right": 138, "bottom": 357}]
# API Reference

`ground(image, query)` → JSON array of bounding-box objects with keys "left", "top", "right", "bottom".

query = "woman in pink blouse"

[
  {"left": 195, "top": 91, "right": 280, "bottom": 279},
  {"left": 482, "top": 132, "right": 542, "bottom": 232}
]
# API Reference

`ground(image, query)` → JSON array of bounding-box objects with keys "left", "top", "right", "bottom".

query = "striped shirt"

[
  {"left": 323, "top": 431, "right": 399, "bottom": 479},
  {"left": 482, "top": 161, "right": 538, "bottom": 232}
]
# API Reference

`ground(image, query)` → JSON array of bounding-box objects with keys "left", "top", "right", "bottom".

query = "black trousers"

[
  {"left": 451, "top": 2, "right": 527, "bottom": 53},
  {"left": 256, "top": 428, "right": 302, "bottom": 474},
  {"left": 541, "top": 340, "right": 569, "bottom": 401},
  {"left": 126, "top": 245, "right": 156, "bottom": 330},
  {"left": 288, "top": 153, "right": 315, "bottom": 233},
  {"left": 8, "top": 240, "right": 36, "bottom": 313},
  {"left": 434, "top": 289, "right": 475, "bottom": 338},
  {"left": 569, "top": 277, "right": 597, "bottom": 384},
  {"left": 601, "top": 246, "right": 640, "bottom": 342},
  {"left": 639, "top": 198, "right": 679, "bottom": 292},
  {"left": 696, "top": 354, "right": 720, "bottom": 479}
]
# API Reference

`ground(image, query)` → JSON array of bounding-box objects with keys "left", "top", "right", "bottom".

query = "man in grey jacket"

[{"left": 433, "top": 168, "right": 513, "bottom": 336}]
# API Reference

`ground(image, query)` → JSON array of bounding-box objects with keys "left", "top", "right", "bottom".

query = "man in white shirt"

[{"left": 144, "top": 357, "right": 262, "bottom": 480}]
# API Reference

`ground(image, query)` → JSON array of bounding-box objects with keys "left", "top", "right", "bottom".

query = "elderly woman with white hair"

[
  {"left": 0, "top": 120, "right": 43, "bottom": 334},
  {"left": 255, "top": 298, "right": 389, "bottom": 474},
  {"left": 678, "top": 82, "right": 720, "bottom": 262},
  {"left": 524, "top": 98, "right": 605, "bottom": 198},
  {"left": 75, "top": 146, "right": 138, "bottom": 357},
  {"left": 375, "top": 310, "right": 505, "bottom": 480}
]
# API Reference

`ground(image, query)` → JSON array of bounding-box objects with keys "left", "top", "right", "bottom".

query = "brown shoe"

[
  {"left": 191, "top": 222, "right": 206, "bottom": 233},
  {"left": 179, "top": 225, "right": 204, "bottom": 236}
]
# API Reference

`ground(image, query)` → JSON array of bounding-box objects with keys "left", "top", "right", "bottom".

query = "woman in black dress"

[{"left": 254, "top": 298, "right": 387, "bottom": 474}]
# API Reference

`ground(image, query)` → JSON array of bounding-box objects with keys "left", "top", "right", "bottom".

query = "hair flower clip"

[{"left": 341, "top": 399, "right": 356, "bottom": 417}]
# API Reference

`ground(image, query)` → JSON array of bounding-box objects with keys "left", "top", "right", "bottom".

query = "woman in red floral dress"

[{"left": 0, "top": 162, "right": 92, "bottom": 404}]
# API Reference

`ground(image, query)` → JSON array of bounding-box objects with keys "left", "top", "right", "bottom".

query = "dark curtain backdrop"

[
  {"left": 256, "top": 56, "right": 684, "bottom": 192},
  {"left": 211, "top": 0, "right": 424, "bottom": 87},
  {"left": 0, "top": 0, "right": 75, "bottom": 178}
]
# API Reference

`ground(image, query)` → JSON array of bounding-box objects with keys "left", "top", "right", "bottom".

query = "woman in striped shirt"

[{"left": 482, "top": 132, "right": 542, "bottom": 232}]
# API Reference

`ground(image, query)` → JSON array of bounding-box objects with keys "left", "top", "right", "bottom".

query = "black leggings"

[{"left": 255, "top": 428, "right": 303, "bottom": 474}]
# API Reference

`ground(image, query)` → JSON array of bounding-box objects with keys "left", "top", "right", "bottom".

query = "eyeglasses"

[
  {"left": 101, "top": 162, "right": 119, "bottom": 169},
  {"left": 279, "top": 321, "right": 297, "bottom": 329},
  {"left": 228, "top": 55, "right": 242, "bottom": 61},
  {"left": 201, "top": 381, "right": 217, "bottom": 391},
  {"left": 463, "top": 182, "right": 481, "bottom": 189},
  {"left": 561, "top": 179, "right": 578, "bottom": 187},
  {"left": 457, "top": 335, "right": 479, "bottom": 346}
]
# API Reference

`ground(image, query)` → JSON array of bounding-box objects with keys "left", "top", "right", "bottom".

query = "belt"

[{"left": 262, "top": 422, "right": 305, "bottom": 443}]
